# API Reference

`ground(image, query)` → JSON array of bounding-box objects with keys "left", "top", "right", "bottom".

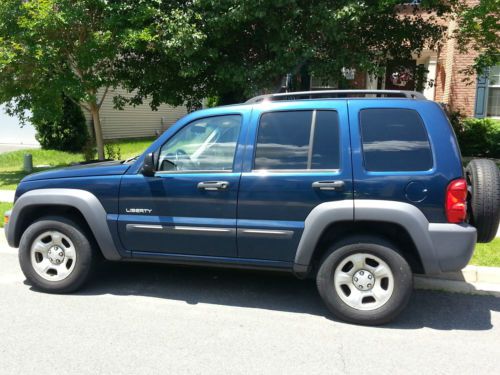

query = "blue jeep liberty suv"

[{"left": 5, "top": 90, "right": 500, "bottom": 325}]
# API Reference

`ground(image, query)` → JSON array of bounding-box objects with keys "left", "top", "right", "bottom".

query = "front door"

[
  {"left": 118, "top": 114, "right": 244, "bottom": 257},
  {"left": 237, "top": 101, "right": 353, "bottom": 262}
]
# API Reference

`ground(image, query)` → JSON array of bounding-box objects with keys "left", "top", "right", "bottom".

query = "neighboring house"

[
  {"left": 302, "top": 2, "right": 499, "bottom": 120},
  {"left": 84, "top": 87, "right": 188, "bottom": 140}
]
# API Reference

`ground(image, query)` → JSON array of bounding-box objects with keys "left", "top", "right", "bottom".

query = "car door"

[
  {"left": 118, "top": 113, "right": 245, "bottom": 257},
  {"left": 237, "top": 101, "right": 353, "bottom": 262}
]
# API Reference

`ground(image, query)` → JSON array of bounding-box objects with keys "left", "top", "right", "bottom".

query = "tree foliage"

[
  {"left": 453, "top": 0, "right": 500, "bottom": 77},
  {"left": 117, "top": 0, "right": 451, "bottom": 105},
  {"left": 1, "top": 0, "right": 495, "bottom": 160},
  {"left": 34, "top": 95, "right": 89, "bottom": 152}
]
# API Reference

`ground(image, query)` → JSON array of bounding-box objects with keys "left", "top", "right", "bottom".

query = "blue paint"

[{"left": 13, "top": 96, "right": 463, "bottom": 268}]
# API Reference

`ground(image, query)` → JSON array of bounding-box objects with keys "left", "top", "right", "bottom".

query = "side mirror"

[{"left": 142, "top": 152, "right": 155, "bottom": 177}]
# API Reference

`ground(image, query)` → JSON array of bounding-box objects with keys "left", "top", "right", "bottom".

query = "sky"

[{"left": 0, "top": 104, "right": 38, "bottom": 145}]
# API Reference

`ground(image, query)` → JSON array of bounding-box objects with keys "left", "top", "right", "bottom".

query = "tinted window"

[
  {"left": 254, "top": 110, "right": 339, "bottom": 170},
  {"left": 312, "top": 111, "right": 340, "bottom": 169},
  {"left": 255, "top": 111, "right": 311, "bottom": 170},
  {"left": 360, "top": 109, "right": 432, "bottom": 171}
]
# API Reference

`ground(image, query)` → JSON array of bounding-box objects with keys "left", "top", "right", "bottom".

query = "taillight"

[{"left": 445, "top": 178, "right": 467, "bottom": 223}]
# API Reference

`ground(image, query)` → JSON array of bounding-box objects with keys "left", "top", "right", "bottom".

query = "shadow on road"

[{"left": 29, "top": 261, "right": 500, "bottom": 330}]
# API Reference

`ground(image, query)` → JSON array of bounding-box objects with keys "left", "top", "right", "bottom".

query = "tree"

[
  {"left": 453, "top": 0, "right": 500, "bottom": 77},
  {"left": 118, "top": 1, "right": 452, "bottom": 106},
  {"left": 0, "top": 0, "right": 195, "bottom": 159}
]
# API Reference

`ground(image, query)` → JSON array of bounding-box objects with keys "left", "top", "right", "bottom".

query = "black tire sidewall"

[
  {"left": 466, "top": 159, "right": 500, "bottom": 243},
  {"left": 19, "top": 218, "right": 95, "bottom": 293},
  {"left": 317, "top": 239, "right": 413, "bottom": 325}
]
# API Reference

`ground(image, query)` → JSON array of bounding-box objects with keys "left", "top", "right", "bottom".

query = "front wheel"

[
  {"left": 18, "top": 217, "right": 97, "bottom": 293},
  {"left": 316, "top": 236, "right": 413, "bottom": 325}
]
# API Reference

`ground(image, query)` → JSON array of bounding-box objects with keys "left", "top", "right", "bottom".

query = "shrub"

[
  {"left": 446, "top": 109, "right": 500, "bottom": 158},
  {"left": 456, "top": 118, "right": 500, "bottom": 158},
  {"left": 33, "top": 95, "right": 89, "bottom": 152}
]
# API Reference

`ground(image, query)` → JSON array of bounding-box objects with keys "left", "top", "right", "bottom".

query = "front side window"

[
  {"left": 254, "top": 110, "right": 340, "bottom": 170},
  {"left": 487, "top": 65, "right": 500, "bottom": 117},
  {"left": 360, "top": 108, "right": 433, "bottom": 172},
  {"left": 158, "top": 115, "right": 241, "bottom": 172}
]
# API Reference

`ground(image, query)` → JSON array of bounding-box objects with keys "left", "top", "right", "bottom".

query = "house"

[
  {"left": 297, "top": 3, "right": 499, "bottom": 120},
  {"left": 83, "top": 87, "right": 188, "bottom": 140}
]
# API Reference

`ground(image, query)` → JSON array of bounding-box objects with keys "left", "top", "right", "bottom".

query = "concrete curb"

[
  {"left": 0, "top": 190, "right": 15, "bottom": 203},
  {"left": 415, "top": 265, "right": 500, "bottom": 297}
]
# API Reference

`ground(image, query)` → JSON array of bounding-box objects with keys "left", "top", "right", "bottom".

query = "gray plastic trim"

[
  {"left": 293, "top": 199, "right": 477, "bottom": 276},
  {"left": 294, "top": 200, "right": 354, "bottom": 270},
  {"left": 6, "top": 189, "right": 121, "bottom": 260}
]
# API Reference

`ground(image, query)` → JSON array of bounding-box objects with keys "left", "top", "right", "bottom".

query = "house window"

[{"left": 487, "top": 65, "right": 500, "bottom": 117}]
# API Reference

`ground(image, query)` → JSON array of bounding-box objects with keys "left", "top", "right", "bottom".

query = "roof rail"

[{"left": 245, "top": 89, "right": 427, "bottom": 103}]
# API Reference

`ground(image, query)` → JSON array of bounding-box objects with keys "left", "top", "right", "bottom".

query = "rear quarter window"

[{"left": 359, "top": 108, "right": 433, "bottom": 172}]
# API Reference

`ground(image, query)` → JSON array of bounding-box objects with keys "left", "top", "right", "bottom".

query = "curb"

[{"left": 415, "top": 265, "right": 500, "bottom": 297}]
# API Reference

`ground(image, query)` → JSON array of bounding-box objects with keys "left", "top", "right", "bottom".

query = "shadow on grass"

[{"left": 27, "top": 261, "right": 500, "bottom": 331}]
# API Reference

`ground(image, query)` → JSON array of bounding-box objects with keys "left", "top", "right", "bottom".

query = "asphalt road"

[{"left": 1, "top": 244, "right": 500, "bottom": 375}]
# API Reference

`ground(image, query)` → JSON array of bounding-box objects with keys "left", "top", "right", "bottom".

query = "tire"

[
  {"left": 316, "top": 236, "right": 413, "bottom": 325},
  {"left": 465, "top": 159, "right": 500, "bottom": 243},
  {"left": 18, "top": 216, "right": 97, "bottom": 293}
]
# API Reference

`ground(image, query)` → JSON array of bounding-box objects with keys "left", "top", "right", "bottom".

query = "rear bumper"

[{"left": 428, "top": 223, "right": 477, "bottom": 273}]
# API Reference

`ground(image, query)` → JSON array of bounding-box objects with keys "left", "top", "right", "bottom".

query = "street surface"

[{"left": 1, "top": 237, "right": 499, "bottom": 374}]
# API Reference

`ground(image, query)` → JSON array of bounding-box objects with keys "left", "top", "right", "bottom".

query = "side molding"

[{"left": 7, "top": 189, "right": 121, "bottom": 261}]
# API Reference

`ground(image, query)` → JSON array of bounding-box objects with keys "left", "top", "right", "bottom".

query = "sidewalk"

[{"left": 0, "top": 190, "right": 15, "bottom": 203}]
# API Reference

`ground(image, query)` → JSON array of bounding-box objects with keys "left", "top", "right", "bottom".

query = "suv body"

[{"left": 6, "top": 90, "right": 492, "bottom": 325}]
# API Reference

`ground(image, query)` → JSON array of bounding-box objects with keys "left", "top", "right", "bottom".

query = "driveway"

[{"left": 0, "top": 235, "right": 499, "bottom": 375}]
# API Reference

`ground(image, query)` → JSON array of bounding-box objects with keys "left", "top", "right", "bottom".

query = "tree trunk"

[{"left": 89, "top": 102, "right": 105, "bottom": 160}]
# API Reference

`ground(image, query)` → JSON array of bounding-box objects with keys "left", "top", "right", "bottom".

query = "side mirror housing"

[{"left": 142, "top": 152, "right": 155, "bottom": 177}]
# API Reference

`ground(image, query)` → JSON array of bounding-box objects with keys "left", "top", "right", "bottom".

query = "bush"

[
  {"left": 447, "top": 109, "right": 500, "bottom": 158},
  {"left": 457, "top": 118, "right": 500, "bottom": 158},
  {"left": 34, "top": 95, "right": 89, "bottom": 152}
]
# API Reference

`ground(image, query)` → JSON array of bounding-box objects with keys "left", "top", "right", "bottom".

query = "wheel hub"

[
  {"left": 352, "top": 269, "right": 374, "bottom": 291},
  {"left": 47, "top": 245, "right": 65, "bottom": 265}
]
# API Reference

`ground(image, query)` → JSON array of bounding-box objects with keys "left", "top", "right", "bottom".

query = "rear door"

[{"left": 237, "top": 101, "right": 353, "bottom": 262}]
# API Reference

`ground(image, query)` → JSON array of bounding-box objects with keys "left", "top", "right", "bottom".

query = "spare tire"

[{"left": 465, "top": 159, "right": 500, "bottom": 243}]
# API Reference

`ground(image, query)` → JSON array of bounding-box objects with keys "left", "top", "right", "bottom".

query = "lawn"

[
  {"left": 470, "top": 238, "right": 500, "bottom": 267},
  {"left": 0, "top": 201, "right": 13, "bottom": 228},
  {"left": 0, "top": 138, "right": 154, "bottom": 190}
]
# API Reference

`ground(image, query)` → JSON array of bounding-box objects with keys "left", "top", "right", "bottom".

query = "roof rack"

[{"left": 245, "top": 89, "right": 427, "bottom": 103}]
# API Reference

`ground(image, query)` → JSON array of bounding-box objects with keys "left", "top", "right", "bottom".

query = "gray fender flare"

[
  {"left": 7, "top": 188, "right": 121, "bottom": 261},
  {"left": 293, "top": 200, "right": 450, "bottom": 275}
]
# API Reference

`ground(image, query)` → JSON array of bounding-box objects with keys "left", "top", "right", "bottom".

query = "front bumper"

[{"left": 428, "top": 223, "right": 477, "bottom": 273}]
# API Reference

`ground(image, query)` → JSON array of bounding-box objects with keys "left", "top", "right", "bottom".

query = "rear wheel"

[
  {"left": 316, "top": 236, "right": 412, "bottom": 325},
  {"left": 19, "top": 217, "right": 97, "bottom": 293},
  {"left": 465, "top": 159, "right": 500, "bottom": 243}
]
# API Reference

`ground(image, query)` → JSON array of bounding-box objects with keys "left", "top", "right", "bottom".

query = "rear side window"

[
  {"left": 359, "top": 109, "right": 432, "bottom": 172},
  {"left": 254, "top": 110, "right": 339, "bottom": 170}
]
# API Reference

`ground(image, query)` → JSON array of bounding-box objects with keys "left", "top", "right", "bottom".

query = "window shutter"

[{"left": 474, "top": 72, "right": 489, "bottom": 118}]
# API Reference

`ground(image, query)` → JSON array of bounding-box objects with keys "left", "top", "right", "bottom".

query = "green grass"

[
  {"left": 0, "top": 138, "right": 154, "bottom": 190},
  {"left": 470, "top": 238, "right": 500, "bottom": 267},
  {"left": 0, "top": 202, "right": 13, "bottom": 228}
]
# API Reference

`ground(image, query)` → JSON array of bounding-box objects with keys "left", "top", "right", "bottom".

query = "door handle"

[
  {"left": 312, "top": 180, "right": 345, "bottom": 191},
  {"left": 197, "top": 181, "right": 229, "bottom": 191}
]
